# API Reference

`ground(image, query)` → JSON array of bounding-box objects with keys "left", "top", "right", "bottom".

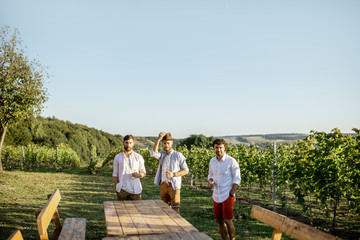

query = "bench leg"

[
  {"left": 53, "top": 210, "right": 62, "bottom": 240},
  {"left": 271, "top": 228, "right": 282, "bottom": 240}
]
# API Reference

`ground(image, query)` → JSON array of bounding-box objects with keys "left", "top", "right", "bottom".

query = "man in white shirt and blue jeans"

[
  {"left": 151, "top": 132, "right": 189, "bottom": 214},
  {"left": 208, "top": 138, "right": 241, "bottom": 240},
  {"left": 113, "top": 135, "right": 146, "bottom": 200}
]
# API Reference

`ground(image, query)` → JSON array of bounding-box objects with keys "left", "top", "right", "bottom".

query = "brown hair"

[
  {"left": 123, "top": 135, "right": 134, "bottom": 141},
  {"left": 212, "top": 138, "right": 228, "bottom": 149}
]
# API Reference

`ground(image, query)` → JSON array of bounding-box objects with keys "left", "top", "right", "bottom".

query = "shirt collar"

[
  {"left": 123, "top": 151, "right": 134, "bottom": 157},
  {"left": 217, "top": 153, "right": 227, "bottom": 162},
  {"left": 166, "top": 149, "right": 174, "bottom": 155}
]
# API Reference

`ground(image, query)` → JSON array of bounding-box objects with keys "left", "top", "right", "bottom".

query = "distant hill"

[
  {"left": 4, "top": 116, "right": 313, "bottom": 159},
  {"left": 220, "top": 133, "right": 308, "bottom": 149},
  {"left": 136, "top": 133, "right": 309, "bottom": 150}
]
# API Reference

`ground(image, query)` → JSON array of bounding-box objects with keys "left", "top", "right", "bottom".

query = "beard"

[{"left": 125, "top": 147, "right": 133, "bottom": 152}]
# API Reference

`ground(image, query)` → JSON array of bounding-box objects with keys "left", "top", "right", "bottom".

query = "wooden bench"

[
  {"left": 35, "top": 189, "right": 86, "bottom": 240},
  {"left": 7, "top": 230, "right": 24, "bottom": 240},
  {"left": 250, "top": 205, "right": 341, "bottom": 240}
]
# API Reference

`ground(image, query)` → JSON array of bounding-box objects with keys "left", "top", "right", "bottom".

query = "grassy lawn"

[{"left": 0, "top": 167, "right": 352, "bottom": 240}]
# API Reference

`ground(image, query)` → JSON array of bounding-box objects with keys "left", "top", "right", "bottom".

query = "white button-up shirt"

[
  {"left": 208, "top": 153, "right": 241, "bottom": 203},
  {"left": 160, "top": 154, "right": 171, "bottom": 184},
  {"left": 113, "top": 151, "right": 146, "bottom": 194},
  {"left": 121, "top": 156, "right": 135, "bottom": 193},
  {"left": 151, "top": 149, "right": 189, "bottom": 190}
]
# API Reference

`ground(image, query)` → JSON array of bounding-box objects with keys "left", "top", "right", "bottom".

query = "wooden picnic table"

[
  {"left": 104, "top": 200, "right": 211, "bottom": 239},
  {"left": 102, "top": 232, "right": 212, "bottom": 240}
]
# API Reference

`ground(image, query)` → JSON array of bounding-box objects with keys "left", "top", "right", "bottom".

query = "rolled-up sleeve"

[
  {"left": 139, "top": 155, "right": 146, "bottom": 173},
  {"left": 208, "top": 159, "right": 214, "bottom": 180},
  {"left": 231, "top": 160, "right": 241, "bottom": 186},
  {"left": 179, "top": 154, "right": 189, "bottom": 172},
  {"left": 113, "top": 155, "right": 119, "bottom": 177},
  {"left": 151, "top": 150, "right": 161, "bottom": 159}
]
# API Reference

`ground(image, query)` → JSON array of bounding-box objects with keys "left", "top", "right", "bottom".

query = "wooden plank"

[
  {"left": 161, "top": 233, "right": 183, "bottom": 240},
  {"left": 102, "top": 233, "right": 212, "bottom": 240},
  {"left": 145, "top": 200, "right": 184, "bottom": 233},
  {"left": 58, "top": 218, "right": 75, "bottom": 240},
  {"left": 58, "top": 218, "right": 86, "bottom": 240},
  {"left": 124, "top": 201, "right": 153, "bottom": 235},
  {"left": 37, "top": 189, "right": 61, "bottom": 239},
  {"left": 126, "top": 237, "right": 141, "bottom": 240},
  {"left": 250, "top": 205, "right": 340, "bottom": 240},
  {"left": 114, "top": 201, "right": 138, "bottom": 236},
  {"left": 45, "top": 192, "right": 62, "bottom": 239},
  {"left": 70, "top": 218, "right": 86, "bottom": 240},
  {"left": 139, "top": 235, "right": 163, "bottom": 240},
  {"left": 173, "top": 232, "right": 194, "bottom": 240},
  {"left": 7, "top": 230, "right": 24, "bottom": 240},
  {"left": 154, "top": 200, "right": 199, "bottom": 233},
  {"left": 283, "top": 219, "right": 338, "bottom": 240},
  {"left": 271, "top": 229, "right": 282, "bottom": 240},
  {"left": 102, "top": 237, "right": 140, "bottom": 240},
  {"left": 187, "top": 232, "right": 213, "bottom": 240},
  {"left": 133, "top": 200, "right": 170, "bottom": 234},
  {"left": 105, "top": 201, "right": 124, "bottom": 236}
]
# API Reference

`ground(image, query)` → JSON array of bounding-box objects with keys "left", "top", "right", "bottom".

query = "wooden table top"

[
  {"left": 104, "top": 200, "right": 201, "bottom": 237},
  {"left": 102, "top": 232, "right": 212, "bottom": 240}
]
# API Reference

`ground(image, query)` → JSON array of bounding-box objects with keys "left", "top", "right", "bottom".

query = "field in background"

[{"left": 222, "top": 133, "right": 309, "bottom": 149}]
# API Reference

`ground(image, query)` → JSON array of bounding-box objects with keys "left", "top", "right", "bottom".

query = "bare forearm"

[
  {"left": 113, "top": 177, "right": 119, "bottom": 187},
  {"left": 230, "top": 183, "right": 239, "bottom": 195},
  {"left": 133, "top": 171, "right": 146, "bottom": 178},
  {"left": 153, "top": 138, "right": 161, "bottom": 152},
  {"left": 153, "top": 132, "right": 166, "bottom": 152},
  {"left": 174, "top": 170, "right": 188, "bottom": 177}
]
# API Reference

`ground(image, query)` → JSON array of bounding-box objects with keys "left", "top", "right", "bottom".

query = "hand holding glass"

[
  {"left": 132, "top": 169, "right": 138, "bottom": 178},
  {"left": 165, "top": 168, "right": 170, "bottom": 179},
  {"left": 208, "top": 178, "right": 215, "bottom": 189}
]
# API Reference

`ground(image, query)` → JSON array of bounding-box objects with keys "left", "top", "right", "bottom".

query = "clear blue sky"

[{"left": 1, "top": 0, "right": 359, "bottom": 138}]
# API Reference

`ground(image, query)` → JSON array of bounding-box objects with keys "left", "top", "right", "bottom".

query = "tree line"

[{"left": 5, "top": 116, "right": 124, "bottom": 162}]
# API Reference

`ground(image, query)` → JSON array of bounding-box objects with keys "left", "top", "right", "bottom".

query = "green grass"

[{"left": 0, "top": 168, "right": 357, "bottom": 240}]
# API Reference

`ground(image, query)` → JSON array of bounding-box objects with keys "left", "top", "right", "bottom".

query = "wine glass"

[
  {"left": 209, "top": 178, "right": 215, "bottom": 191},
  {"left": 132, "top": 168, "right": 138, "bottom": 178},
  {"left": 165, "top": 167, "right": 170, "bottom": 179}
]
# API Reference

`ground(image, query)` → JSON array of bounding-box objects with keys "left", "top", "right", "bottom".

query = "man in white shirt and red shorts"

[
  {"left": 208, "top": 138, "right": 241, "bottom": 240},
  {"left": 113, "top": 135, "right": 146, "bottom": 200}
]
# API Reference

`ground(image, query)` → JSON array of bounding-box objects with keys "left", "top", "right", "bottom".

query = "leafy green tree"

[
  {"left": 4, "top": 119, "right": 33, "bottom": 146},
  {"left": 179, "top": 134, "right": 215, "bottom": 149},
  {"left": 0, "top": 26, "right": 48, "bottom": 173}
]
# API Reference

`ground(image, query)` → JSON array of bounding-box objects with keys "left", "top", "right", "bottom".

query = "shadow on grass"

[
  {"left": 0, "top": 167, "right": 116, "bottom": 240},
  {"left": 0, "top": 202, "right": 41, "bottom": 239}
]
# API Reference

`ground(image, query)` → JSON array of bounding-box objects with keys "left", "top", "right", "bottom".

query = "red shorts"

[{"left": 213, "top": 196, "right": 235, "bottom": 219}]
